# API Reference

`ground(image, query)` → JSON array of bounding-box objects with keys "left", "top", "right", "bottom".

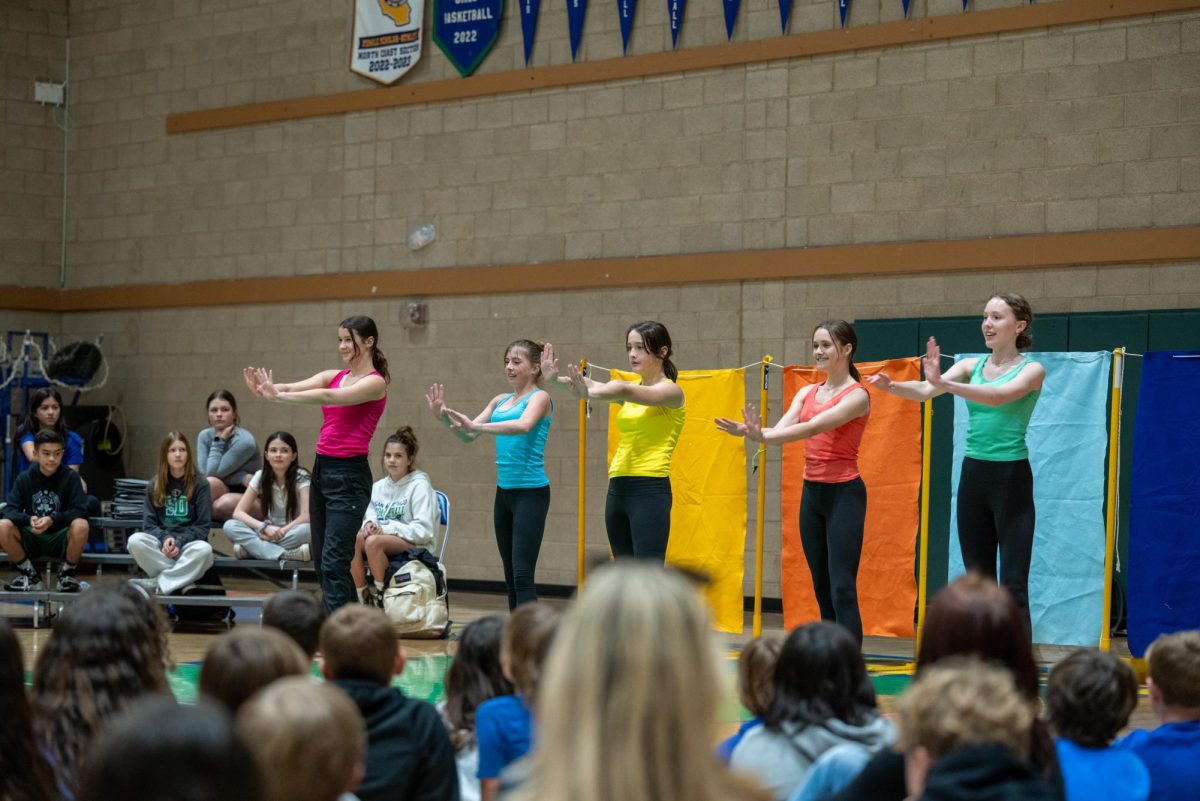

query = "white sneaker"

[
  {"left": 280, "top": 544, "right": 310, "bottom": 562},
  {"left": 232, "top": 543, "right": 249, "bottom": 559},
  {"left": 128, "top": 577, "right": 159, "bottom": 594}
]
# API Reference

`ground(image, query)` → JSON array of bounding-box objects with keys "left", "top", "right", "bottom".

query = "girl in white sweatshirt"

[{"left": 350, "top": 426, "right": 438, "bottom": 605}]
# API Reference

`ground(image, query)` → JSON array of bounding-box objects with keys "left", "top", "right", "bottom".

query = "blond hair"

[
  {"left": 236, "top": 676, "right": 365, "bottom": 801},
  {"left": 893, "top": 657, "right": 1035, "bottom": 761},
  {"left": 511, "top": 563, "right": 768, "bottom": 801},
  {"left": 320, "top": 604, "right": 398, "bottom": 686},
  {"left": 502, "top": 602, "right": 560, "bottom": 702}
]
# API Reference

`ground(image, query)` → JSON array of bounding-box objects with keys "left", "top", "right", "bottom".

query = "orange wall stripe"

[
  {"left": 5, "top": 227, "right": 1199, "bottom": 313},
  {"left": 166, "top": 0, "right": 1200, "bottom": 134}
]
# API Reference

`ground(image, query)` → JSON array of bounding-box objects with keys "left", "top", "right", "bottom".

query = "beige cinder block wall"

[{"left": 20, "top": 0, "right": 1200, "bottom": 595}]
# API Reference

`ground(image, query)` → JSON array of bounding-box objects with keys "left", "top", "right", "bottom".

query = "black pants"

[
  {"left": 493, "top": 485, "right": 550, "bottom": 610},
  {"left": 310, "top": 453, "right": 373, "bottom": 614},
  {"left": 605, "top": 476, "right": 672, "bottom": 562},
  {"left": 957, "top": 456, "right": 1036, "bottom": 634},
  {"left": 799, "top": 477, "right": 866, "bottom": 646}
]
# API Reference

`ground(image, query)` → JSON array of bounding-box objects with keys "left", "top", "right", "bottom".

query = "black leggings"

[
  {"left": 605, "top": 477, "right": 672, "bottom": 562},
  {"left": 493, "top": 485, "right": 550, "bottom": 610},
  {"left": 799, "top": 477, "right": 866, "bottom": 646},
  {"left": 957, "top": 457, "right": 1036, "bottom": 633}
]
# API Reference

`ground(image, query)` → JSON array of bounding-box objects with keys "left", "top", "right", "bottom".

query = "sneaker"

[
  {"left": 4, "top": 572, "right": 44, "bottom": 592},
  {"left": 232, "top": 543, "right": 249, "bottom": 559},
  {"left": 128, "top": 577, "right": 159, "bottom": 594},
  {"left": 56, "top": 573, "right": 82, "bottom": 593},
  {"left": 280, "top": 543, "right": 310, "bottom": 562}
]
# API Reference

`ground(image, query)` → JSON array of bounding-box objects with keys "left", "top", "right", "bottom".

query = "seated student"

[
  {"left": 237, "top": 676, "right": 367, "bottom": 801},
  {"left": 223, "top": 431, "right": 312, "bottom": 562},
  {"left": 320, "top": 604, "right": 458, "bottom": 801},
  {"left": 1, "top": 617, "right": 56, "bottom": 801},
  {"left": 15, "top": 387, "right": 85, "bottom": 477},
  {"left": 0, "top": 429, "right": 88, "bottom": 592},
  {"left": 262, "top": 590, "right": 327, "bottom": 662},
  {"left": 441, "top": 616, "right": 513, "bottom": 801},
  {"left": 127, "top": 431, "right": 214, "bottom": 594},
  {"left": 476, "top": 602, "right": 560, "bottom": 801},
  {"left": 199, "top": 627, "right": 311, "bottom": 714},
  {"left": 717, "top": 634, "right": 782, "bottom": 763},
  {"left": 78, "top": 695, "right": 263, "bottom": 801},
  {"left": 892, "top": 657, "right": 1057, "bottom": 801},
  {"left": 197, "top": 390, "right": 258, "bottom": 521},
  {"left": 730, "top": 622, "right": 894, "bottom": 801},
  {"left": 1118, "top": 630, "right": 1200, "bottom": 801},
  {"left": 351, "top": 427, "right": 438, "bottom": 606},
  {"left": 1047, "top": 649, "right": 1149, "bottom": 801}
]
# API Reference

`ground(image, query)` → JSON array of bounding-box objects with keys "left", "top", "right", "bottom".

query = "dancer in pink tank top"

[{"left": 245, "top": 315, "right": 389, "bottom": 612}]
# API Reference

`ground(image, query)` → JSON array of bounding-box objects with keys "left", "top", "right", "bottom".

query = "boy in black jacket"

[
  {"left": 320, "top": 605, "right": 459, "bottom": 801},
  {"left": 0, "top": 429, "right": 89, "bottom": 591}
]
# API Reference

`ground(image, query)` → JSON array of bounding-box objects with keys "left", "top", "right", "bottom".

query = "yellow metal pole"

[
  {"left": 577, "top": 359, "right": 588, "bottom": 588},
  {"left": 915, "top": 398, "right": 934, "bottom": 656},
  {"left": 753, "top": 356, "right": 772, "bottom": 637},
  {"left": 1100, "top": 348, "right": 1124, "bottom": 652}
]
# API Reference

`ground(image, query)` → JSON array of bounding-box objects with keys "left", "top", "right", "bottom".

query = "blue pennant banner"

[
  {"left": 668, "top": 0, "right": 685, "bottom": 48},
  {"left": 838, "top": 0, "right": 850, "bottom": 27},
  {"left": 433, "top": 0, "right": 504, "bottom": 77},
  {"left": 617, "top": 0, "right": 636, "bottom": 54},
  {"left": 777, "top": 0, "right": 791, "bottom": 34},
  {"left": 722, "top": 0, "right": 740, "bottom": 40},
  {"left": 519, "top": 0, "right": 539, "bottom": 65},
  {"left": 566, "top": 0, "right": 587, "bottom": 60},
  {"left": 901, "top": 0, "right": 910, "bottom": 16}
]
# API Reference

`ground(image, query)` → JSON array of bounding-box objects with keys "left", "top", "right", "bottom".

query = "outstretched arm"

[
  {"left": 939, "top": 361, "right": 1044, "bottom": 406},
  {"left": 254, "top": 368, "right": 385, "bottom": 406},
  {"left": 717, "top": 388, "right": 868, "bottom": 446},
  {"left": 428, "top": 384, "right": 489, "bottom": 443},
  {"left": 447, "top": 391, "right": 551, "bottom": 436},
  {"left": 867, "top": 337, "right": 972, "bottom": 401}
]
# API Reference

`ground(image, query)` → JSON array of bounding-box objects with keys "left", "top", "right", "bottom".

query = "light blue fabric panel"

[{"left": 949, "top": 351, "right": 1112, "bottom": 646}]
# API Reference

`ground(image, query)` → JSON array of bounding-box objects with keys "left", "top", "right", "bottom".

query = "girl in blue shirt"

[
  {"left": 427, "top": 339, "right": 552, "bottom": 610},
  {"left": 16, "top": 388, "right": 85, "bottom": 477}
]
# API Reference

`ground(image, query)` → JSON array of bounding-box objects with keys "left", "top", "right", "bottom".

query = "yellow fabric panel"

[{"left": 607, "top": 369, "right": 748, "bottom": 633}]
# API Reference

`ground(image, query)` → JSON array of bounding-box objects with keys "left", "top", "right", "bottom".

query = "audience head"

[
  {"left": 153, "top": 430, "right": 197, "bottom": 505},
  {"left": 442, "top": 615, "right": 512, "bottom": 752},
  {"left": 737, "top": 634, "right": 782, "bottom": 718},
  {"left": 1046, "top": 649, "right": 1138, "bottom": 748},
  {"left": 893, "top": 657, "right": 1035, "bottom": 798},
  {"left": 114, "top": 577, "right": 172, "bottom": 670},
  {"left": 237, "top": 676, "right": 366, "bottom": 801},
  {"left": 199, "top": 627, "right": 310, "bottom": 714},
  {"left": 259, "top": 431, "right": 303, "bottom": 521},
  {"left": 21, "top": 387, "right": 66, "bottom": 436},
  {"left": 320, "top": 604, "right": 402, "bottom": 686},
  {"left": 382, "top": 426, "right": 419, "bottom": 479},
  {"left": 763, "top": 621, "right": 876, "bottom": 730},
  {"left": 1146, "top": 630, "right": 1200, "bottom": 719},
  {"left": 33, "top": 428, "right": 66, "bottom": 473},
  {"left": 1, "top": 618, "right": 56, "bottom": 801},
  {"left": 917, "top": 573, "right": 1039, "bottom": 701},
  {"left": 501, "top": 601, "right": 561, "bottom": 703},
  {"left": 515, "top": 562, "right": 766, "bottom": 801},
  {"left": 262, "top": 590, "right": 326, "bottom": 661},
  {"left": 78, "top": 695, "right": 262, "bottom": 801},
  {"left": 33, "top": 587, "right": 168, "bottom": 792},
  {"left": 205, "top": 389, "right": 240, "bottom": 429}
]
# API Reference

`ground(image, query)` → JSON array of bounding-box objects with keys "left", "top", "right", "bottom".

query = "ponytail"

[
  {"left": 339, "top": 315, "right": 390, "bottom": 383},
  {"left": 626, "top": 321, "right": 677, "bottom": 382},
  {"left": 814, "top": 320, "right": 861, "bottom": 382}
]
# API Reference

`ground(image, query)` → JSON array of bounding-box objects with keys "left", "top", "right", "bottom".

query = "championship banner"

[
  {"left": 519, "top": 0, "right": 540, "bottom": 65},
  {"left": 350, "top": 0, "right": 424, "bottom": 85},
  {"left": 566, "top": 0, "right": 587, "bottom": 60},
  {"left": 838, "top": 0, "right": 850, "bottom": 27},
  {"left": 667, "top": 0, "right": 685, "bottom": 49},
  {"left": 607, "top": 369, "right": 748, "bottom": 633},
  {"left": 434, "top": 0, "right": 504, "bottom": 77},
  {"left": 949, "top": 352, "right": 1111, "bottom": 647},
  {"left": 777, "top": 0, "right": 792, "bottom": 33},
  {"left": 722, "top": 0, "right": 740, "bottom": 40},
  {"left": 1128, "top": 351, "right": 1200, "bottom": 656},
  {"left": 781, "top": 359, "right": 922, "bottom": 636},
  {"left": 617, "top": 0, "right": 636, "bottom": 54}
]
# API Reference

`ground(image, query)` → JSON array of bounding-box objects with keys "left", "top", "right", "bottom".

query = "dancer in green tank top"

[{"left": 869, "top": 294, "right": 1044, "bottom": 633}]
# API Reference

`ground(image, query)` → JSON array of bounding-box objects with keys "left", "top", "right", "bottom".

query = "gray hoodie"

[{"left": 730, "top": 714, "right": 896, "bottom": 801}]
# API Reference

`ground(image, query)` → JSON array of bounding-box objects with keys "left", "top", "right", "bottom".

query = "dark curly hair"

[
  {"left": 1, "top": 618, "right": 56, "bottom": 801},
  {"left": 33, "top": 587, "right": 168, "bottom": 794},
  {"left": 1046, "top": 649, "right": 1138, "bottom": 748}
]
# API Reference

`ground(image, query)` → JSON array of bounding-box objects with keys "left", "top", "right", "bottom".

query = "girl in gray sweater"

[{"left": 197, "top": 389, "right": 258, "bottom": 521}]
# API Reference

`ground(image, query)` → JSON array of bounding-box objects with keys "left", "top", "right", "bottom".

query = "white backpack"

[{"left": 382, "top": 549, "right": 450, "bottom": 639}]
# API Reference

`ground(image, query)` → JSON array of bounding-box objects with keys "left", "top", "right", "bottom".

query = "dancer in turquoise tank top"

[
  {"left": 869, "top": 294, "right": 1044, "bottom": 633},
  {"left": 427, "top": 340, "right": 552, "bottom": 609}
]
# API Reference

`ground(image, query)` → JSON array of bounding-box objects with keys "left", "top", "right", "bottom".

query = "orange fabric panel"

[{"left": 780, "top": 358, "right": 922, "bottom": 637}]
